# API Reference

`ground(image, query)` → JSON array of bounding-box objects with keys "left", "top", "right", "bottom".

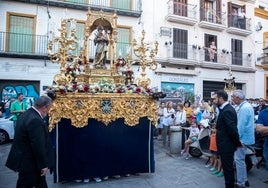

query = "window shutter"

[
  {"left": 173, "top": 28, "right": 188, "bottom": 59},
  {"left": 112, "top": 0, "right": 130, "bottom": 10},
  {"left": 228, "top": 2, "right": 233, "bottom": 27},
  {"left": 216, "top": 0, "right": 222, "bottom": 24},
  {"left": 200, "top": 0, "right": 205, "bottom": 21},
  {"left": 117, "top": 28, "right": 130, "bottom": 58},
  {"left": 8, "top": 15, "right": 34, "bottom": 53}
]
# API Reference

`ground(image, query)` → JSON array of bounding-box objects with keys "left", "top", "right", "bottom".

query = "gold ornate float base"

[
  {"left": 76, "top": 69, "right": 125, "bottom": 84},
  {"left": 48, "top": 93, "right": 157, "bottom": 131}
]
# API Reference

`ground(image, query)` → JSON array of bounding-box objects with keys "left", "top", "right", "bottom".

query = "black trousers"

[
  {"left": 17, "top": 171, "right": 47, "bottom": 188},
  {"left": 220, "top": 152, "right": 235, "bottom": 188},
  {"left": 181, "top": 121, "right": 190, "bottom": 150}
]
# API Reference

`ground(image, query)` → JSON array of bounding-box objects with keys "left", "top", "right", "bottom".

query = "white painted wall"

[{"left": 0, "top": 0, "right": 265, "bottom": 99}]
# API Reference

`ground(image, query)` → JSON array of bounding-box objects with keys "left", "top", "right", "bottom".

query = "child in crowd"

[
  {"left": 208, "top": 125, "right": 224, "bottom": 177},
  {"left": 181, "top": 117, "right": 200, "bottom": 160}
]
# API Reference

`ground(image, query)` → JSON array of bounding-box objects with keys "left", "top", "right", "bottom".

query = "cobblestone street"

[{"left": 1, "top": 139, "right": 268, "bottom": 188}]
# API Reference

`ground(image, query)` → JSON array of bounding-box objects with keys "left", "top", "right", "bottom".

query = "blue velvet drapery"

[{"left": 52, "top": 117, "right": 155, "bottom": 182}]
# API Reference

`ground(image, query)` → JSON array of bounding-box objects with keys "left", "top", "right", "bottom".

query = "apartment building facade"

[
  {"left": 254, "top": 0, "right": 268, "bottom": 99},
  {"left": 0, "top": 0, "right": 266, "bottom": 105}
]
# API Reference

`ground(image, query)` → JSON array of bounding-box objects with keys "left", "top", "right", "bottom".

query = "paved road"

[{"left": 1, "top": 139, "right": 268, "bottom": 188}]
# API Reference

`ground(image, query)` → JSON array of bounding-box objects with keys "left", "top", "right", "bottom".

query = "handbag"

[{"left": 180, "top": 122, "right": 187, "bottom": 127}]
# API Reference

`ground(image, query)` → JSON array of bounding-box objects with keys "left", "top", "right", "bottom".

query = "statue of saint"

[{"left": 93, "top": 26, "right": 109, "bottom": 69}]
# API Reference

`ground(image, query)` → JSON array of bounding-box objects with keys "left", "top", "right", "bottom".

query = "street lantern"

[{"left": 224, "top": 66, "right": 236, "bottom": 94}]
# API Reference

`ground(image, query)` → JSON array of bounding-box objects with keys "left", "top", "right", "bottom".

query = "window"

[
  {"left": 228, "top": 2, "right": 246, "bottom": 29},
  {"left": 117, "top": 27, "right": 131, "bottom": 58},
  {"left": 7, "top": 13, "right": 35, "bottom": 53},
  {"left": 204, "top": 34, "right": 217, "bottom": 62},
  {"left": 90, "top": 0, "right": 109, "bottom": 6},
  {"left": 173, "top": 28, "right": 188, "bottom": 59},
  {"left": 67, "top": 21, "right": 85, "bottom": 56},
  {"left": 231, "top": 39, "right": 242, "bottom": 65},
  {"left": 204, "top": 0, "right": 213, "bottom": 22},
  {"left": 200, "top": 0, "right": 222, "bottom": 24},
  {"left": 65, "top": 0, "right": 87, "bottom": 4},
  {"left": 263, "top": 32, "right": 268, "bottom": 65},
  {"left": 112, "top": 0, "right": 131, "bottom": 10},
  {"left": 173, "top": 0, "right": 188, "bottom": 17}
]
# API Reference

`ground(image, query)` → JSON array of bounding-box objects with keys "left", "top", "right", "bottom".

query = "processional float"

[{"left": 47, "top": 9, "right": 162, "bottom": 130}]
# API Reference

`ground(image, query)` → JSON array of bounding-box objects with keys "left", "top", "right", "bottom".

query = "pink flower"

[
  {"left": 67, "top": 67, "right": 72, "bottom": 72},
  {"left": 84, "top": 85, "right": 89, "bottom": 92},
  {"left": 59, "top": 88, "right": 65, "bottom": 94},
  {"left": 127, "top": 70, "right": 133, "bottom": 74},
  {"left": 73, "top": 83, "right": 77, "bottom": 90},
  {"left": 136, "top": 87, "right": 141, "bottom": 93},
  {"left": 117, "top": 88, "right": 122, "bottom": 93}
]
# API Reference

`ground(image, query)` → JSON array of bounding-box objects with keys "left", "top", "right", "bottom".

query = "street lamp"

[{"left": 224, "top": 67, "right": 236, "bottom": 94}]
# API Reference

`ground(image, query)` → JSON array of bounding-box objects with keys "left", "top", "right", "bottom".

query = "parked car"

[{"left": 0, "top": 116, "right": 14, "bottom": 144}]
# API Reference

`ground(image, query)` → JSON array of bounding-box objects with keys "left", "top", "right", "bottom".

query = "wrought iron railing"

[
  {"left": 167, "top": 0, "right": 197, "bottom": 19},
  {"left": 166, "top": 43, "right": 198, "bottom": 61},
  {"left": 0, "top": 32, "right": 48, "bottom": 55},
  {"left": 61, "top": 0, "right": 142, "bottom": 13},
  {"left": 0, "top": 31, "right": 131, "bottom": 60},
  {"left": 228, "top": 15, "right": 251, "bottom": 30},
  {"left": 200, "top": 47, "right": 252, "bottom": 67},
  {"left": 0, "top": 32, "right": 253, "bottom": 68},
  {"left": 166, "top": 43, "right": 252, "bottom": 67},
  {"left": 200, "top": 9, "right": 226, "bottom": 25}
]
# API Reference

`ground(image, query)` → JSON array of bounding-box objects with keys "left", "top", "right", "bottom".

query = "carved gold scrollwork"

[{"left": 48, "top": 93, "right": 157, "bottom": 131}]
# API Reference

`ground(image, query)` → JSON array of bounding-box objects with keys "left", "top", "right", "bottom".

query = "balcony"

[
  {"left": 240, "top": 0, "right": 255, "bottom": 3},
  {"left": 198, "top": 9, "right": 226, "bottom": 31},
  {"left": 0, "top": 32, "right": 49, "bottom": 59},
  {"left": 166, "top": 0, "right": 198, "bottom": 26},
  {"left": 0, "top": 31, "right": 132, "bottom": 61},
  {"left": 9, "top": 0, "right": 142, "bottom": 17},
  {"left": 157, "top": 43, "right": 253, "bottom": 72},
  {"left": 200, "top": 47, "right": 254, "bottom": 72},
  {"left": 226, "top": 15, "right": 252, "bottom": 36},
  {"left": 156, "top": 43, "right": 199, "bottom": 68},
  {"left": 260, "top": 60, "right": 268, "bottom": 70},
  {"left": 256, "top": 49, "right": 268, "bottom": 70}
]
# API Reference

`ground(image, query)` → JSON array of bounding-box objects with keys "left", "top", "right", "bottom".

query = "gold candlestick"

[
  {"left": 132, "top": 30, "right": 158, "bottom": 87},
  {"left": 48, "top": 18, "right": 78, "bottom": 84}
]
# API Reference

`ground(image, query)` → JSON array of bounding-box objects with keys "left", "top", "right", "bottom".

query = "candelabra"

[
  {"left": 48, "top": 18, "right": 85, "bottom": 85},
  {"left": 131, "top": 30, "right": 158, "bottom": 87}
]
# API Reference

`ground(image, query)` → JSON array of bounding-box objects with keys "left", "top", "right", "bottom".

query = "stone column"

[{"left": 169, "top": 126, "right": 182, "bottom": 155}]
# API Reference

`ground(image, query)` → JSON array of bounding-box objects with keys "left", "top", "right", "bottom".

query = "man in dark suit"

[
  {"left": 214, "top": 90, "right": 242, "bottom": 188},
  {"left": 6, "top": 95, "right": 54, "bottom": 188}
]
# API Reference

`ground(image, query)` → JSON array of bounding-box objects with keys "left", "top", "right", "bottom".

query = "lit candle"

[
  {"left": 48, "top": 31, "right": 54, "bottom": 41},
  {"left": 70, "top": 19, "right": 77, "bottom": 30},
  {"left": 126, "top": 45, "right": 130, "bottom": 54},
  {"left": 63, "top": 8, "right": 68, "bottom": 19},
  {"left": 79, "top": 38, "right": 84, "bottom": 49}
]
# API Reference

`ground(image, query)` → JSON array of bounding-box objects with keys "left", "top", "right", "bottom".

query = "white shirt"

[
  {"left": 162, "top": 107, "right": 175, "bottom": 126},
  {"left": 174, "top": 110, "right": 186, "bottom": 125},
  {"left": 189, "top": 127, "right": 200, "bottom": 137}
]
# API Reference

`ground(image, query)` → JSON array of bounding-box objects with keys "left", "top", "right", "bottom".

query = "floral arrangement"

[
  {"left": 64, "top": 55, "right": 89, "bottom": 82},
  {"left": 122, "top": 70, "right": 134, "bottom": 85},
  {"left": 50, "top": 78, "right": 159, "bottom": 96},
  {"left": 115, "top": 57, "right": 126, "bottom": 67}
]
